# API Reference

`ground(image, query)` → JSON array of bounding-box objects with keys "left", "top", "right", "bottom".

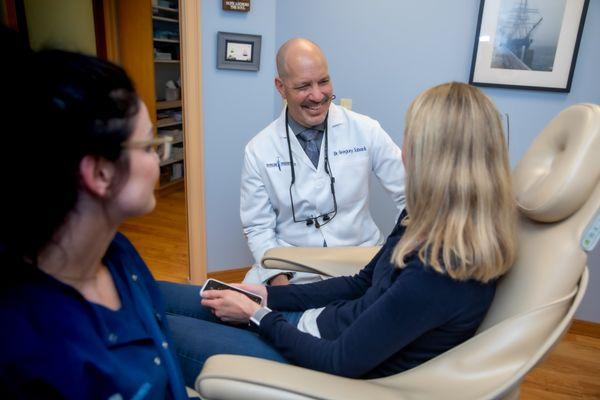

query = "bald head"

[
  {"left": 276, "top": 38, "right": 328, "bottom": 79},
  {"left": 274, "top": 38, "right": 333, "bottom": 127}
]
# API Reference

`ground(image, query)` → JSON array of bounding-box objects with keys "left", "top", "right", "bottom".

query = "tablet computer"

[{"left": 200, "top": 278, "right": 263, "bottom": 305}]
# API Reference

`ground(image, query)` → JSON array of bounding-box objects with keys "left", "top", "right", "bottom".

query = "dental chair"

[{"left": 196, "top": 103, "right": 600, "bottom": 400}]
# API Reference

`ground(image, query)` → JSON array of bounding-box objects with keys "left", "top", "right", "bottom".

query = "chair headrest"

[{"left": 513, "top": 103, "right": 600, "bottom": 223}]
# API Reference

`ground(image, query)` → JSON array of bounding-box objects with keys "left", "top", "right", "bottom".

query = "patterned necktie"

[{"left": 299, "top": 129, "right": 320, "bottom": 168}]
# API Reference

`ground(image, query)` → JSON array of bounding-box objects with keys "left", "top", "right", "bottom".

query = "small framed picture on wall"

[
  {"left": 469, "top": 0, "right": 590, "bottom": 92},
  {"left": 217, "top": 32, "right": 262, "bottom": 71}
]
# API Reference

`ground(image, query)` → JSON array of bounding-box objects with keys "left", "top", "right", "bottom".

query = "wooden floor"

[
  {"left": 119, "top": 189, "right": 600, "bottom": 399},
  {"left": 521, "top": 326, "right": 600, "bottom": 399},
  {"left": 120, "top": 189, "right": 190, "bottom": 283}
]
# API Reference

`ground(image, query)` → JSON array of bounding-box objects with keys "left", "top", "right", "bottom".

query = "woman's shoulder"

[
  {"left": 382, "top": 209, "right": 408, "bottom": 246},
  {"left": 0, "top": 266, "right": 98, "bottom": 371},
  {"left": 110, "top": 231, "right": 138, "bottom": 254},
  {"left": 0, "top": 256, "right": 70, "bottom": 307},
  {"left": 109, "top": 232, "right": 163, "bottom": 307}
]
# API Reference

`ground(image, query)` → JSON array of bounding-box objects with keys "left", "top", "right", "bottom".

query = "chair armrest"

[
  {"left": 185, "top": 386, "right": 201, "bottom": 398},
  {"left": 196, "top": 355, "right": 403, "bottom": 400},
  {"left": 261, "top": 246, "right": 381, "bottom": 277},
  {"left": 195, "top": 286, "right": 579, "bottom": 400}
]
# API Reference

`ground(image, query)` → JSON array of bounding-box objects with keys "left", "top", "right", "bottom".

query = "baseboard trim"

[{"left": 569, "top": 319, "right": 600, "bottom": 339}]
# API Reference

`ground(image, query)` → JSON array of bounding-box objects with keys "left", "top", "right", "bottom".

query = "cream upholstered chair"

[{"left": 196, "top": 103, "right": 600, "bottom": 400}]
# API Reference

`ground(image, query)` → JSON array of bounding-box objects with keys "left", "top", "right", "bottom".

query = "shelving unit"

[
  {"left": 152, "top": 0, "right": 184, "bottom": 192},
  {"left": 116, "top": 0, "right": 186, "bottom": 193}
]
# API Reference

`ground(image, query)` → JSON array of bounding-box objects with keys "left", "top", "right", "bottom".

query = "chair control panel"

[{"left": 581, "top": 211, "right": 600, "bottom": 252}]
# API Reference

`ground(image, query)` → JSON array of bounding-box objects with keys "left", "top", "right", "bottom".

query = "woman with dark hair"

[{"left": 0, "top": 33, "right": 186, "bottom": 399}]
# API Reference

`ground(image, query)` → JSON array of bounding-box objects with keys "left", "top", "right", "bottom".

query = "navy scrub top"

[{"left": 0, "top": 233, "right": 188, "bottom": 399}]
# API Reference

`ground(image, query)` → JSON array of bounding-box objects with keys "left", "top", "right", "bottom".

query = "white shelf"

[
  {"left": 160, "top": 154, "right": 184, "bottom": 167},
  {"left": 153, "top": 37, "right": 180, "bottom": 44},
  {"left": 153, "top": 16, "right": 179, "bottom": 23},
  {"left": 153, "top": 6, "right": 179, "bottom": 13},
  {"left": 157, "top": 119, "right": 182, "bottom": 128}
]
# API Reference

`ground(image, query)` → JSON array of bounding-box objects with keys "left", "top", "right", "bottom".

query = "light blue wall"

[
  {"left": 275, "top": 0, "right": 600, "bottom": 231},
  {"left": 202, "top": 0, "right": 600, "bottom": 321},
  {"left": 201, "top": 0, "right": 277, "bottom": 270},
  {"left": 274, "top": 0, "right": 599, "bottom": 322}
]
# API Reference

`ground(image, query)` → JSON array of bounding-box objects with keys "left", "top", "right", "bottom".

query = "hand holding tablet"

[{"left": 200, "top": 278, "right": 263, "bottom": 305}]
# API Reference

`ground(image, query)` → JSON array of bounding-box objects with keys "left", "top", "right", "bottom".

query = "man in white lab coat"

[{"left": 241, "top": 38, "right": 406, "bottom": 285}]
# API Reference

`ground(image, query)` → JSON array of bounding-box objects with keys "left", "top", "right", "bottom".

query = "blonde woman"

[
  {"left": 165, "top": 82, "right": 517, "bottom": 382},
  {"left": 393, "top": 81, "right": 516, "bottom": 283}
]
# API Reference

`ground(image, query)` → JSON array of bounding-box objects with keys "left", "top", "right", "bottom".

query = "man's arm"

[
  {"left": 370, "top": 123, "right": 406, "bottom": 212},
  {"left": 267, "top": 273, "right": 292, "bottom": 286},
  {"left": 240, "top": 147, "right": 293, "bottom": 284}
]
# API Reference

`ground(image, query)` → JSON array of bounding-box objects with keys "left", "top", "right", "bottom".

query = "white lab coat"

[{"left": 240, "top": 103, "right": 406, "bottom": 284}]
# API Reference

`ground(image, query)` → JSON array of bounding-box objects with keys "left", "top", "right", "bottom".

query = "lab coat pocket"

[{"left": 331, "top": 156, "right": 370, "bottom": 206}]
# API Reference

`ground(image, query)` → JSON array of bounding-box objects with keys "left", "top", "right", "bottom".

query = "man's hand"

[
  {"left": 201, "top": 289, "right": 261, "bottom": 324},
  {"left": 268, "top": 274, "right": 291, "bottom": 286}
]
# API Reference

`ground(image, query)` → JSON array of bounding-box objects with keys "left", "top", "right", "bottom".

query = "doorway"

[
  {"left": 2, "top": 0, "right": 206, "bottom": 284},
  {"left": 99, "top": 0, "right": 207, "bottom": 284}
]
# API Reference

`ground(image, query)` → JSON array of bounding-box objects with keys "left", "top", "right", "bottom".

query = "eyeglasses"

[
  {"left": 285, "top": 109, "right": 337, "bottom": 229},
  {"left": 124, "top": 135, "right": 173, "bottom": 162}
]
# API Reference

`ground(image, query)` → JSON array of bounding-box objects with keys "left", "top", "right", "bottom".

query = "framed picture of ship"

[{"left": 469, "top": 0, "right": 590, "bottom": 92}]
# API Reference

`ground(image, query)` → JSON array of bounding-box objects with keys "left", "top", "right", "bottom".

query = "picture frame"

[
  {"left": 469, "top": 0, "right": 589, "bottom": 92},
  {"left": 217, "top": 32, "right": 262, "bottom": 71}
]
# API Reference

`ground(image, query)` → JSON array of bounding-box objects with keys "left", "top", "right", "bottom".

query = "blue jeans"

[{"left": 157, "top": 281, "right": 295, "bottom": 387}]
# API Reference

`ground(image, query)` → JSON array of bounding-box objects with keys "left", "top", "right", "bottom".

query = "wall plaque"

[{"left": 222, "top": 0, "right": 250, "bottom": 12}]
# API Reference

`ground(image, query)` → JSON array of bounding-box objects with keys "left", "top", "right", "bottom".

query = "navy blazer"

[{"left": 265, "top": 212, "right": 496, "bottom": 378}]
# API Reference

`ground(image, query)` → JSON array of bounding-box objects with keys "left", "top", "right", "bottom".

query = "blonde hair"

[{"left": 392, "top": 82, "right": 517, "bottom": 283}]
